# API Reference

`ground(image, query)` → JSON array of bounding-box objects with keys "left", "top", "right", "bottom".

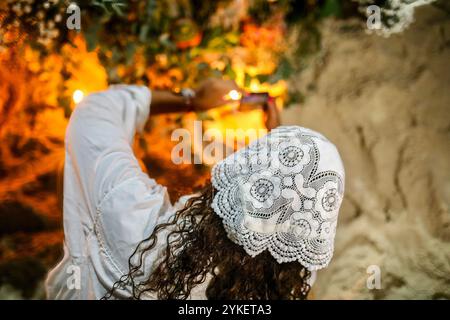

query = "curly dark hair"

[{"left": 102, "top": 183, "right": 312, "bottom": 300}]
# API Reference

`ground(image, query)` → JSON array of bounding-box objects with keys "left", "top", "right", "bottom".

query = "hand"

[
  {"left": 264, "top": 99, "right": 281, "bottom": 131},
  {"left": 192, "top": 78, "right": 243, "bottom": 111}
]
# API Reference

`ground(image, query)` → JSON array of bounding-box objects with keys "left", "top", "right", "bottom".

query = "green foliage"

[
  {"left": 320, "top": 0, "right": 342, "bottom": 18},
  {"left": 0, "top": 0, "right": 359, "bottom": 103},
  {"left": 92, "top": 0, "right": 127, "bottom": 16}
]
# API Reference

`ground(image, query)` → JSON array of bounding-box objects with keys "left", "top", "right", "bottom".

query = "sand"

[{"left": 282, "top": 5, "right": 450, "bottom": 299}]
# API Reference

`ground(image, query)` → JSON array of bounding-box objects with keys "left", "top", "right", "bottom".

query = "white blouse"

[
  {"left": 45, "top": 85, "right": 176, "bottom": 299},
  {"left": 45, "top": 85, "right": 316, "bottom": 300}
]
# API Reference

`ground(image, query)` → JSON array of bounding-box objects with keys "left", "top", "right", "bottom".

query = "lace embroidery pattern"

[{"left": 211, "top": 126, "right": 345, "bottom": 270}]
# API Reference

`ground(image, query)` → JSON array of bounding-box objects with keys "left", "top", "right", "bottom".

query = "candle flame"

[
  {"left": 72, "top": 89, "right": 84, "bottom": 104},
  {"left": 225, "top": 89, "right": 242, "bottom": 101}
]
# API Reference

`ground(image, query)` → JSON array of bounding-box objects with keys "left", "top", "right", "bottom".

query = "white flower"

[
  {"left": 277, "top": 211, "right": 320, "bottom": 239},
  {"left": 315, "top": 181, "right": 342, "bottom": 220},
  {"left": 271, "top": 141, "right": 311, "bottom": 174},
  {"left": 242, "top": 171, "right": 281, "bottom": 209}
]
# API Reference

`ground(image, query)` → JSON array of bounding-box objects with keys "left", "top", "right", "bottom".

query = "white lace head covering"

[{"left": 211, "top": 126, "right": 345, "bottom": 270}]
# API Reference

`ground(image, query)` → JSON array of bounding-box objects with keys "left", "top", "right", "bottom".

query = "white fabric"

[
  {"left": 45, "top": 85, "right": 317, "bottom": 300},
  {"left": 212, "top": 126, "right": 345, "bottom": 270},
  {"left": 45, "top": 85, "right": 177, "bottom": 299}
]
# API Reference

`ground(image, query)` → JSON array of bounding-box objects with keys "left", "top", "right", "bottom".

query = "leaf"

[
  {"left": 92, "top": 1, "right": 108, "bottom": 12},
  {"left": 224, "top": 64, "right": 236, "bottom": 79},
  {"left": 244, "top": 73, "right": 252, "bottom": 87},
  {"left": 84, "top": 24, "right": 100, "bottom": 51},
  {"left": 139, "top": 24, "right": 150, "bottom": 42},
  {"left": 111, "top": 2, "right": 127, "bottom": 16},
  {"left": 224, "top": 32, "right": 240, "bottom": 45},
  {"left": 268, "top": 58, "right": 293, "bottom": 83},
  {"left": 320, "top": 0, "right": 342, "bottom": 18},
  {"left": 125, "top": 43, "right": 136, "bottom": 66},
  {"left": 92, "top": 0, "right": 127, "bottom": 17},
  {"left": 285, "top": 90, "right": 305, "bottom": 106},
  {"left": 256, "top": 74, "right": 270, "bottom": 83}
]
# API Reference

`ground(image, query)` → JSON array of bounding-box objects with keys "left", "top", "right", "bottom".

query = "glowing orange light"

[
  {"left": 72, "top": 89, "right": 84, "bottom": 104},
  {"left": 224, "top": 89, "right": 242, "bottom": 102},
  {"left": 229, "top": 90, "right": 242, "bottom": 100}
]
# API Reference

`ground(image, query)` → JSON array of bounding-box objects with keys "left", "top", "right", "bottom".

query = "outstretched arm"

[
  {"left": 150, "top": 78, "right": 242, "bottom": 115},
  {"left": 151, "top": 78, "right": 281, "bottom": 132}
]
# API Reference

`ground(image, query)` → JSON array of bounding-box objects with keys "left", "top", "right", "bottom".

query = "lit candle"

[
  {"left": 224, "top": 89, "right": 242, "bottom": 101},
  {"left": 72, "top": 89, "right": 84, "bottom": 104}
]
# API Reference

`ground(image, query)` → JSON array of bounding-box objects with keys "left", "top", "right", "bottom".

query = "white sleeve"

[
  {"left": 65, "top": 85, "right": 152, "bottom": 207},
  {"left": 64, "top": 85, "right": 175, "bottom": 295}
]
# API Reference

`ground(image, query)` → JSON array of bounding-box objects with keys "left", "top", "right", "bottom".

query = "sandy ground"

[{"left": 282, "top": 5, "right": 450, "bottom": 299}]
